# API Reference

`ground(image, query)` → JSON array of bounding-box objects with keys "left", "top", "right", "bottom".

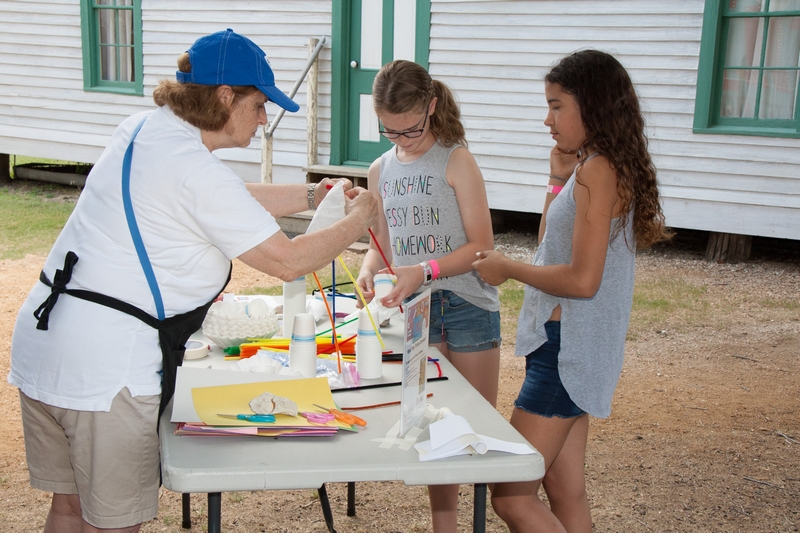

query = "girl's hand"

[
  {"left": 377, "top": 265, "right": 424, "bottom": 308},
  {"left": 472, "top": 250, "right": 510, "bottom": 286},
  {"left": 355, "top": 269, "right": 375, "bottom": 309},
  {"left": 550, "top": 145, "right": 579, "bottom": 182}
]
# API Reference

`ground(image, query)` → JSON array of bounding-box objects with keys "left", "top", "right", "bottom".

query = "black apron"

[{"left": 33, "top": 251, "right": 229, "bottom": 418}]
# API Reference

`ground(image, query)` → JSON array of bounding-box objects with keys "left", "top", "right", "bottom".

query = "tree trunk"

[{"left": 705, "top": 232, "right": 752, "bottom": 263}]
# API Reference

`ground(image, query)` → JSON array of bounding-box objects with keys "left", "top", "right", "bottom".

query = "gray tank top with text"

[{"left": 379, "top": 141, "right": 499, "bottom": 312}]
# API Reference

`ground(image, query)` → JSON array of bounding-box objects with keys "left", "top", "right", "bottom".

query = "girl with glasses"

[
  {"left": 473, "top": 50, "right": 672, "bottom": 532},
  {"left": 356, "top": 59, "right": 501, "bottom": 533}
]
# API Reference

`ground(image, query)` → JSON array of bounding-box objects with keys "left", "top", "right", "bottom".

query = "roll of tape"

[{"left": 184, "top": 340, "right": 209, "bottom": 360}]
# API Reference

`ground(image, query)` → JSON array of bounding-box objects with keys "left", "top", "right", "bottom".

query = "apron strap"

[{"left": 122, "top": 118, "right": 166, "bottom": 320}]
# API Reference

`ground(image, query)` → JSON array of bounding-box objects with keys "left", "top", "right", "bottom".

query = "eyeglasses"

[{"left": 378, "top": 110, "right": 429, "bottom": 139}]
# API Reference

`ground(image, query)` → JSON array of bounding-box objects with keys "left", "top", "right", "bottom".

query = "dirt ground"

[{"left": 0, "top": 184, "right": 798, "bottom": 532}]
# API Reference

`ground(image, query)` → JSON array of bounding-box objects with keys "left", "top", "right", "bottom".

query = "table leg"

[
  {"left": 317, "top": 484, "right": 338, "bottom": 533},
  {"left": 208, "top": 492, "right": 222, "bottom": 533},
  {"left": 473, "top": 484, "right": 487, "bottom": 533},
  {"left": 181, "top": 493, "right": 191, "bottom": 529},
  {"left": 347, "top": 482, "right": 356, "bottom": 516}
]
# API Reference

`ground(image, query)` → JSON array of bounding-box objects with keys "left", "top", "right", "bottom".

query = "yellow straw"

[{"left": 336, "top": 255, "right": 385, "bottom": 350}]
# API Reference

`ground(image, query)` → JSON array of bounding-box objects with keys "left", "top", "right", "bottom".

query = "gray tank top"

[
  {"left": 379, "top": 141, "right": 499, "bottom": 312},
  {"left": 515, "top": 160, "right": 635, "bottom": 418}
]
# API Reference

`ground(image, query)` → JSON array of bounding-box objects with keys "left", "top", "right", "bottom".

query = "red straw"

[{"left": 368, "top": 228, "right": 394, "bottom": 275}]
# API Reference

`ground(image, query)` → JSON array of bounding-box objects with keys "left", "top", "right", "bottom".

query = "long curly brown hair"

[
  {"left": 545, "top": 50, "right": 671, "bottom": 249},
  {"left": 372, "top": 60, "right": 467, "bottom": 148}
]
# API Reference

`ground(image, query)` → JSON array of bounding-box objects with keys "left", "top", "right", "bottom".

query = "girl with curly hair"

[{"left": 473, "top": 50, "right": 671, "bottom": 532}]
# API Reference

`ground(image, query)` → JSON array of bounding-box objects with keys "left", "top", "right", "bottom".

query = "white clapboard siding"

[
  {"left": 429, "top": 0, "right": 800, "bottom": 240},
  {"left": 0, "top": 0, "right": 330, "bottom": 182},
  {"left": 1, "top": 0, "right": 798, "bottom": 239}
]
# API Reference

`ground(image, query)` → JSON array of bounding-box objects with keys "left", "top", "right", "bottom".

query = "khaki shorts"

[{"left": 20, "top": 388, "right": 160, "bottom": 529}]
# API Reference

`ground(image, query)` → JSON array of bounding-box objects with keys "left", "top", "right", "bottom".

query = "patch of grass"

[
  {"left": 630, "top": 277, "right": 709, "bottom": 332},
  {"left": 757, "top": 297, "right": 800, "bottom": 310},
  {"left": 498, "top": 279, "right": 525, "bottom": 344},
  {"left": 0, "top": 186, "right": 75, "bottom": 259}
]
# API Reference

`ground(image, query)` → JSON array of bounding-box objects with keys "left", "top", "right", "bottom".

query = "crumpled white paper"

[{"left": 306, "top": 181, "right": 346, "bottom": 235}]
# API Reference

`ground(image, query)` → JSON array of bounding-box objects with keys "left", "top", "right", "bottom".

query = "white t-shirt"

[{"left": 9, "top": 106, "right": 281, "bottom": 411}]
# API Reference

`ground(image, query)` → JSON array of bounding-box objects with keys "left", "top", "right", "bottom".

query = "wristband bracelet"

[
  {"left": 420, "top": 261, "right": 434, "bottom": 286},
  {"left": 307, "top": 183, "right": 316, "bottom": 210},
  {"left": 549, "top": 174, "right": 568, "bottom": 183},
  {"left": 547, "top": 184, "right": 564, "bottom": 195},
  {"left": 428, "top": 259, "right": 440, "bottom": 281}
]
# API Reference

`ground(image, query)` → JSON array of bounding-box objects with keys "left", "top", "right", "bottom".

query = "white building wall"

[
  {"left": 429, "top": 0, "right": 800, "bottom": 240},
  {"left": 1, "top": 0, "right": 798, "bottom": 239},
  {"left": 0, "top": 0, "right": 330, "bottom": 184}
]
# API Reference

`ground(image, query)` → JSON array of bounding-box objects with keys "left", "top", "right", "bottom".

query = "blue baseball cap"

[{"left": 176, "top": 28, "right": 299, "bottom": 112}]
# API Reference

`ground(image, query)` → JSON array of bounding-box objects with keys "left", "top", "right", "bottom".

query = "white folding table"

[{"left": 160, "top": 298, "right": 544, "bottom": 532}]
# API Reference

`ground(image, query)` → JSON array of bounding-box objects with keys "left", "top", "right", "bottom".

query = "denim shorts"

[
  {"left": 515, "top": 321, "right": 586, "bottom": 418},
  {"left": 419, "top": 289, "right": 501, "bottom": 353}
]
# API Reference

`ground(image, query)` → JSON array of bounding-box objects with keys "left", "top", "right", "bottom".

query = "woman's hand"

[
  {"left": 472, "top": 250, "right": 510, "bottom": 286},
  {"left": 343, "top": 187, "right": 379, "bottom": 228},
  {"left": 314, "top": 177, "right": 353, "bottom": 207},
  {"left": 377, "top": 264, "right": 424, "bottom": 308}
]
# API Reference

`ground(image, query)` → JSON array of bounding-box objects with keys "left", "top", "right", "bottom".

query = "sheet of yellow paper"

[{"left": 191, "top": 377, "right": 350, "bottom": 429}]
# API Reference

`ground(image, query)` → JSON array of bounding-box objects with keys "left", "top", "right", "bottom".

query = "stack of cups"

[
  {"left": 289, "top": 313, "right": 317, "bottom": 378},
  {"left": 282, "top": 276, "right": 307, "bottom": 338},
  {"left": 355, "top": 308, "right": 383, "bottom": 379}
]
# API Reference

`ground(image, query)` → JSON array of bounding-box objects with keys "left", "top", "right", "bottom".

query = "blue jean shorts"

[
  {"left": 419, "top": 290, "right": 501, "bottom": 353},
  {"left": 515, "top": 321, "right": 585, "bottom": 418}
]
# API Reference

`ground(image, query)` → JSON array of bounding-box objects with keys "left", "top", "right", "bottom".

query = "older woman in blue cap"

[{"left": 8, "top": 29, "right": 377, "bottom": 533}]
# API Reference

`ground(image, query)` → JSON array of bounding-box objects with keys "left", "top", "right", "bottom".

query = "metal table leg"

[
  {"left": 347, "top": 482, "right": 356, "bottom": 516},
  {"left": 473, "top": 484, "right": 487, "bottom": 533},
  {"left": 181, "top": 493, "right": 191, "bottom": 529},
  {"left": 208, "top": 492, "right": 221, "bottom": 533},
  {"left": 317, "top": 483, "right": 338, "bottom": 533}
]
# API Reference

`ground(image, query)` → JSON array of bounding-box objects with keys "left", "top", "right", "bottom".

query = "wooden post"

[
  {"left": 0, "top": 153, "right": 10, "bottom": 182},
  {"left": 261, "top": 123, "right": 273, "bottom": 184},
  {"left": 307, "top": 38, "right": 319, "bottom": 168},
  {"left": 705, "top": 232, "right": 752, "bottom": 263}
]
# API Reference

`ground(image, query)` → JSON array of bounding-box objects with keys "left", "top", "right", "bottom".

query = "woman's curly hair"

[
  {"left": 546, "top": 50, "right": 672, "bottom": 249},
  {"left": 153, "top": 53, "right": 259, "bottom": 131}
]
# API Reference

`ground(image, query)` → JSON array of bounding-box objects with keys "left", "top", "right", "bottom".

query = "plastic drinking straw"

[
  {"left": 317, "top": 315, "right": 359, "bottom": 336},
  {"left": 336, "top": 255, "right": 385, "bottom": 350},
  {"left": 331, "top": 260, "right": 336, "bottom": 345},
  {"left": 312, "top": 271, "right": 342, "bottom": 373}
]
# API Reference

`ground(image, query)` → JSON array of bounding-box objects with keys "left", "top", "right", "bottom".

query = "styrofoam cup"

[
  {"left": 289, "top": 341, "right": 317, "bottom": 378},
  {"left": 373, "top": 273, "right": 396, "bottom": 300},
  {"left": 356, "top": 309, "right": 382, "bottom": 379},
  {"left": 291, "top": 313, "right": 316, "bottom": 338}
]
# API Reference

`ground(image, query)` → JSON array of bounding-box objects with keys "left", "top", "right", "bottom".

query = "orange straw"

[{"left": 312, "top": 272, "right": 342, "bottom": 373}]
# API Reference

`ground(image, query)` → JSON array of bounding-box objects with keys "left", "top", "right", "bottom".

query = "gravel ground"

[{"left": 1, "top": 180, "right": 798, "bottom": 531}]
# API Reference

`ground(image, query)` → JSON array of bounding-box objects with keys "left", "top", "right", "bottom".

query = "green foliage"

[
  {"left": 630, "top": 277, "right": 709, "bottom": 334},
  {"left": 0, "top": 187, "right": 74, "bottom": 260}
]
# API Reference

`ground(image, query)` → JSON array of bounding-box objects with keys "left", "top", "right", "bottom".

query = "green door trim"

[{"left": 330, "top": 0, "right": 431, "bottom": 166}]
